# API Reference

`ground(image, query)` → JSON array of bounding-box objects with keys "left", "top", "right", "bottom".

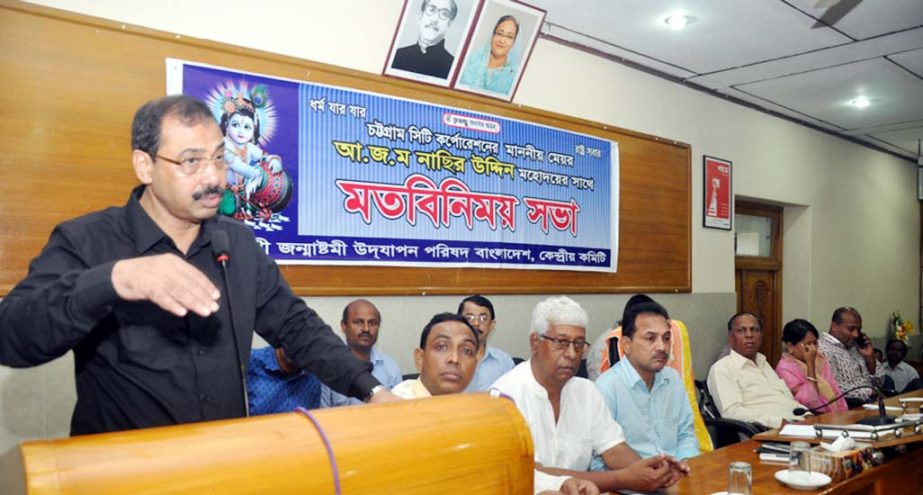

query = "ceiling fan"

[{"left": 811, "top": 0, "right": 863, "bottom": 28}]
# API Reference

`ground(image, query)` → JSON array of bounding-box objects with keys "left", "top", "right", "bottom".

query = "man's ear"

[
  {"left": 622, "top": 336, "right": 632, "bottom": 357},
  {"left": 413, "top": 348, "right": 424, "bottom": 372},
  {"left": 132, "top": 149, "right": 154, "bottom": 185},
  {"left": 529, "top": 332, "right": 539, "bottom": 354}
]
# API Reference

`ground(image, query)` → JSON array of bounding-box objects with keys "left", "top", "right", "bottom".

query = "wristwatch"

[{"left": 365, "top": 384, "right": 386, "bottom": 403}]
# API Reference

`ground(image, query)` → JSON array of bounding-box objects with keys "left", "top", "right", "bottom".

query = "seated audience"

[
  {"left": 393, "top": 313, "right": 599, "bottom": 495},
  {"left": 457, "top": 295, "right": 515, "bottom": 391},
  {"left": 874, "top": 348, "right": 884, "bottom": 364},
  {"left": 595, "top": 300, "right": 699, "bottom": 459},
  {"left": 707, "top": 312, "right": 806, "bottom": 428},
  {"left": 817, "top": 307, "right": 884, "bottom": 408},
  {"left": 248, "top": 346, "right": 343, "bottom": 414},
  {"left": 775, "top": 319, "right": 847, "bottom": 413},
  {"left": 882, "top": 339, "right": 922, "bottom": 393},
  {"left": 491, "top": 296, "right": 689, "bottom": 493}
]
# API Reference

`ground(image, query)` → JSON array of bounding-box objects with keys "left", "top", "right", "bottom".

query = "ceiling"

[{"left": 529, "top": 0, "right": 923, "bottom": 163}]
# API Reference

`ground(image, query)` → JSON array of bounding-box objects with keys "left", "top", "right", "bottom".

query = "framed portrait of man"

[
  {"left": 453, "top": 0, "right": 545, "bottom": 101},
  {"left": 384, "top": 0, "right": 480, "bottom": 87}
]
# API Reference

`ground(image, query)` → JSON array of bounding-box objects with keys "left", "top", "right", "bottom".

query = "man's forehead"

[
  {"left": 428, "top": 0, "right": 453, "bottom": 9},
  {"left": 160, "top": 116, "right": 222, "bottom": 148},
  {"left": 348, "top": 301, "right": 378, "bottom": 318},
  {"left": 429, "top": 322, "right": 477, "bottom": 345},
  {"left": 635, "top": 314, "right": 670, "bottom": 334},
  {"left": 463, "top": 302, "right": 490, "bottom": 314},
  {"left": 733, "top": 315, "right": 759, "bottom": 328},
  {"left": 547, "top": 323, "right": 585, "bottom": 336},
  {"left": 841, "top": 314, "right": 862, "bottom": 325}
]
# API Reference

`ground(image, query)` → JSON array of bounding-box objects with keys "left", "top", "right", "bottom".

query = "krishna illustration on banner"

[{"left": 206, "top": 81, "right": 293, "bottom": 229}]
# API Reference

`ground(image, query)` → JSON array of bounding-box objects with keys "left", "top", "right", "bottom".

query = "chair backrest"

[
  {"left": 577, "top": 358, "right": 588, "bottom": 378},
  {"left": 401, "top": 373, "right": 420, "bottom": 381},
  {"left": 694, "top": 379, "right": 722, "bottom": 420}
]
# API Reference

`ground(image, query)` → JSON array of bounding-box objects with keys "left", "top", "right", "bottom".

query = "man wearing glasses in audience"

[
  {"left": 491, "top": 296, "right": 689, "bottom": 493},
  {"left": 707, "top": 312, "right": 806, "bottom": 428},
  {"left": 391, "top": 0, "right": 458, "bottom": 79},
  {"left": 394, "top": 312, "right": 600, "bottom": 495},
  {"left": 457, "top": 295, "right": 515, "bottom": 391}
]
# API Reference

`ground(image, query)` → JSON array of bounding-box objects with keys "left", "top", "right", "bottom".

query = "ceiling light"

[
  {"left": 664, "top": 15, "right": 692, "bottom": 29},
  {"left": 849, "top": 96, "right": 870, "bottom": 108}
]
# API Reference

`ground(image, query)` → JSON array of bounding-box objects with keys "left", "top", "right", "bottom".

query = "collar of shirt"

[
  {"left": 820, "top": 332, "right": 846, "bottom": 350},
  {"left": 408, "top": 378, "right": 432, "bottom": 398},
  {"left": 727, "top": 349, "right": 767, "bottom": 369},
  {"left": 522, "top": 359, "right": 578, "bottom": 400},
  {"left": 369, "top": 346, "right": 387, "bottom": 366},
  {"left": 615, "top": 358, "right": 668, "bottom": 392},
  {"left": 482, "top": 345, "right": 501, "bottom": 364},
  {"left": 124, "top": 184, "right": 219, "bottom": 257}
]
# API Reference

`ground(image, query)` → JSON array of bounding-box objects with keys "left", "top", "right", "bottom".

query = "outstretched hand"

[{"left": 112, "top": 254, "right": 220, "bottom": 317}]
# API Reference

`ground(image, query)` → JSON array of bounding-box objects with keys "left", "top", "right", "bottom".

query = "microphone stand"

[
  {"left": 856, "top": 387, "right": 895, "bottom": 426},
  {"left": 212, "top": 231, "right": 250, "bottom": 417}
]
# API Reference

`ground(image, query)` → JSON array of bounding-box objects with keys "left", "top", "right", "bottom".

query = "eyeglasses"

[
  {"left": 153, "top": 153, "right": 227, "bottom": 176},
  {"left": 464, "top": 314, "right": 491, "bottom": 324},
  {"left": 423, "top": 4, "right": 452, "bottom": 21},
  {"left": 493, "top": 31, "right": 516, "bottom": 42},
  {"left": 539, "top": 334, "right": 590, "bottom": 353}
]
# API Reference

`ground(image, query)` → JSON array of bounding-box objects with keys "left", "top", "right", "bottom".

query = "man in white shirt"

[
  {"left": 393, "top": 312, "right": 600, "bottom": 495},
  {"left": 707, "top": 312, "right": 806, "bottom": 428},
  {"left": 491, "top": 296, "right": 689, "bottom": 493},
  {"left": 883, "top": 339, "right": 922, "bottom": 393}
]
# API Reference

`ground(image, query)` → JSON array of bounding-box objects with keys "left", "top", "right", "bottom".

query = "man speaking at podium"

[{"left": 0, "top": 95, "right": 397, "bottom": 435}]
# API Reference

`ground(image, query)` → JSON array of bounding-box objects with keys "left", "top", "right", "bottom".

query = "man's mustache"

[{"left": 192, "top": 186, "right": 224, "bottom": 201}]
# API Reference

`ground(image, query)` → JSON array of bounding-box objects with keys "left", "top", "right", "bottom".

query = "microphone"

[
  {"left": 212, "top": 231, "right": 230, "bottom": 266},
  {"left": 211, "top": 230, "right": 250, "bottom": 417},
  {"left": 792, "top": 384, "right": 896, "bottom": 426}
]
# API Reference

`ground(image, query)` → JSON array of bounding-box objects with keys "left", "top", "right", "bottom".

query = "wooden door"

[
  {"left": 736, "top": 270, "right": 780, "bottom": 363},
  {"left": 735, "top": 202, "right": 783, "bottom": 364}
]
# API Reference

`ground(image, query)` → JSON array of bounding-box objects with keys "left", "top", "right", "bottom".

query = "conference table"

[{"left": 664, "top": 390, "right": 923, "bottom": 494}]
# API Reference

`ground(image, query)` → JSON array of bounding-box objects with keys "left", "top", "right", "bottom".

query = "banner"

[{"left": 167, "top": 59, "right": 619, "bottom": 272}]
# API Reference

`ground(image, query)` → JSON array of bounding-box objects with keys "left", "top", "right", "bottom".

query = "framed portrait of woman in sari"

[{"left": 453, "top": 0, "right": 545, "bottom": 101}]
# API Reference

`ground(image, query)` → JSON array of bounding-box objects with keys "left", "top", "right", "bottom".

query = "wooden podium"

[{"left": 1, "top": 394, "right": 534, "bottom": 494}]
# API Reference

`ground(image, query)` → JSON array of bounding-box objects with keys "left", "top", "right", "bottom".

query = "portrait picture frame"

[
  {"left": 383, "top": 0, "right": 481, "bottom": 88},
  {"left": 703, "top": 155, "right": 733, "bottom": 230},
  {"left": 453, "top": 0, "right": 545, "bottom": 101}
]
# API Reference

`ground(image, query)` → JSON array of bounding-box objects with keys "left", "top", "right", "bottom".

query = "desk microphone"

[
  {"left": 211, "top": 230, "right": 250, "bottom": 417},
  {"left": 793, "top": 384, "right": 896, "bottom": 426}
]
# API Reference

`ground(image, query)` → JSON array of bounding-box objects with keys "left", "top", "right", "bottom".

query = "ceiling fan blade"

[
  {"left": 812, "top": 0, "right": 862, "bottom": 28},
  {"left": 814, "top": 0, "right": 840, "bottom": 8}
]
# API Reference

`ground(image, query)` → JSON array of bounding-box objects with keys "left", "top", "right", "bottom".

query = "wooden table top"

[
  {"left": 753, "top": 389, "right": 923, "bottom": 447},
  {"left": 664, "top": 390, "right": 923, "bottom": 494}
]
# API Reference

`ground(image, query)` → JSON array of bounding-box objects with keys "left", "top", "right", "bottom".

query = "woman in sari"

[
  {"left": 458, "top": 14, "right": 520, "bottom": 94},
  {"left": 775, "top": 319, "right": 848, "bottom": 413}
]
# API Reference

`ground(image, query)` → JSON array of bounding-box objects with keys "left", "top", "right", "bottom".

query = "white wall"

[{"left": 2, "top": 0, "right": 917, "bottom": 452}]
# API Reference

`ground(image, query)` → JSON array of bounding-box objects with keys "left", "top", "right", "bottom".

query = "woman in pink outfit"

[{"left": 775, "top": 319, "right": 848, "bottom": 413}]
